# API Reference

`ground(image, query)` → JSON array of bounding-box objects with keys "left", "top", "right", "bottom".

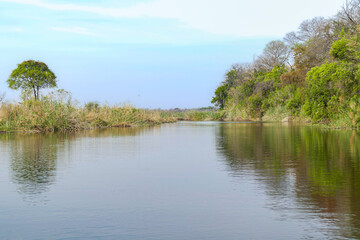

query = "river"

[{"left": 0, "top": 122, "right": 359, "bottom": 239}]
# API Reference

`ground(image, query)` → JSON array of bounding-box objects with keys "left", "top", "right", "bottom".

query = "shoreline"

[
  {"left": 1, "top": 118, "right": 359, "bottom": 134},
  {"left": 1, "top": 101, "right": 358, "bottom": 134}
]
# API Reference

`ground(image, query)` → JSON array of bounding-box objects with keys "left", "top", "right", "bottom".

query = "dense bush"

[{"left": 211, "top": 1, "right": 360, "bottom": 127}]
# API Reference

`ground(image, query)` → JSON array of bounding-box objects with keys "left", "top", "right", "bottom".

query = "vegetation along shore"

[
  {"left": 211, "top": 0, "right": 360, "bottom": 128},
  {"left": 0, "top": 61, "right": 175, "bottom": 133},
  {"left": 0, "top": 99, "right": 175, "bottom": 133}
]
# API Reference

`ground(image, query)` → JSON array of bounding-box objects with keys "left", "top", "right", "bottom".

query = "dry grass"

[
  {"left": 163, "top": 110, "right": 225, "bottom": 121},
  {"left": 0, "top": 99, "right": 176, "bottom": 133}
]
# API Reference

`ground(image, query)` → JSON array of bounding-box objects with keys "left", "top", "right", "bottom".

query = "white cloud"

[
  {"left": 1, "top": 0, "right": 345, "bottom": 37},
  {"left": 51, "top": 26, "right": 98, "bottom": 36}
]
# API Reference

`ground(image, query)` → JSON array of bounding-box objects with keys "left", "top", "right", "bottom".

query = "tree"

[
  {"left": 222, "top": 63, "right": 253, "bottom": 88},
  {"left": 336, "top": 0, "right": 360, "bottom": 31},
  {"left": 255, "top": 40, "right": 290, "bottom": 70},
  {"left": 7, "top": 60, "right": 57, "bottom": 100},
  {"left": 211, "top": 85, "right": 228, "bottom": 109},
  {"left": 284, "top": 17, "right": 335, "bottom": 73},
  {"left": 284, "top": 17, "right": 333, "bottom": 44}
]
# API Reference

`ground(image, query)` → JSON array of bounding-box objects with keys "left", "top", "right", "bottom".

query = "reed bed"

[
  {"left": 164, "top": 110, "right": 225, "bottom": 121},
  {"left": 0, "top": 99, "right": 176, "bottom": 133}
]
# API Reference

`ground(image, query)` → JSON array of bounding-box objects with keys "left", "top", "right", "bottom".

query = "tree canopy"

[
  {"left": 7, "top": 60, "right": 57, "bottom": 100},
  {"left": 255, "top": 40, "right": 290, "bottom": 70},
  {"left": 212, "top": 0, "right": 360, "bottom": 127}
]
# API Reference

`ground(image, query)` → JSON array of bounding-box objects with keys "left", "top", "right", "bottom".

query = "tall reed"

[{"left": 0, "top": 99, "right": 175, "bottom": 133}]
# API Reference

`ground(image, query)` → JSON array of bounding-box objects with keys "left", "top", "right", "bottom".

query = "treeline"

[{"left": 212, "top": 0, "right": 360, "bottom": 127}]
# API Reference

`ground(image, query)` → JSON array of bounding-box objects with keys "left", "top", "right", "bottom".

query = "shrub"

[
  {"left": 246, "top": 94, "right": 263, "bottom": 119},
  {"left": 286, "top": 88, "right": 303, "bottom": 115},
  {"left": 85, "top": 102, "right": 100, "bottom": 111}
]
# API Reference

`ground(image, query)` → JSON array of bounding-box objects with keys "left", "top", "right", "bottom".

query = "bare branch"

[
  {"left": 255, "top": 40, "right": 290, "bottom": 70},
  {"left": 337, "top": 0, "right": 360, "bottom": 29},
  {"left": 0, "top": 92, "right": 5, "bottom": 103}
]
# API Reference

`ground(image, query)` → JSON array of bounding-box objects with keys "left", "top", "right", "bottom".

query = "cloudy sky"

[{"left": 0, "top": 0, "right": 345, "bottom": 108}]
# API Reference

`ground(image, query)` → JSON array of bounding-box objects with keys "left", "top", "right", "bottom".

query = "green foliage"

[
  {"left": 224, "top": 70, "right": 239, "bottom": 88},
  {"left": 330, "top": 28, "right": 360, "bottom": 64},
  {"left": 264, "top": 65, "right": 287, "bottom": 86},
  {"left": 237, "top": 81, "right": 255, "bottom": 102},
  {"left": 211, "top": 85, "right": 228, "bottom": 109},
  {"left": 304, "top": 63, "right": 341, "bottom": 120},
  {"left": 213, "top": 28, "right": 360, "bottom": 125},
  {"left": 286, "top": 88, "right": 303, "bottom": 115},
  {"left": 266, "top": 85, "right": 292, "bottom": 108},
  {"left": 211, "top": 7, "right": 360, "bottom": 127},
  {"left": 349, "top": 95, "right": 360, "bottom": 127},
  {"left": 7, "top": 60, "right": 57, "bottom": 100},
  {"left": 246, "top": 94, "right": 263, "bottom": 119},
  {"left": 330, "top": 37, "right": 349, "bottom": 61},
  {"left": 85, "top": 101, "right": 100, "bottom": 111}
]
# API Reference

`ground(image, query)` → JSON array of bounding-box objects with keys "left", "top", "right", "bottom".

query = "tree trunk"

[
  {"left": 33, "top": 87, "right": 37, "bottom": 100},
  {"left": 37, "top": 86, "right": 40, "bottom": 100}
]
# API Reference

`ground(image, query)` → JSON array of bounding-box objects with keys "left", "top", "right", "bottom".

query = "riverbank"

[
  {"left": 209, "top": 2, "right": 360, "bottom": 131},
  {"left": 1, "top": 99, "right": 356, "bottom": 134},
  {"left": 219, "top": 104, "right": 360, "bottom": 129},
  {"left": 167, "top": 105, "right": 360, "bottom": 129},
  {"left": 0, "top": 99, "right": 176, "bottom": 133},
  {"left": 164, "top": 109, "right": 226, "bottom": 121}
]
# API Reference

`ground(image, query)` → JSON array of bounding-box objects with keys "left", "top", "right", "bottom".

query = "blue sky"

[{"left": 0, "top": 0, "right": 345, "bottom": 108}]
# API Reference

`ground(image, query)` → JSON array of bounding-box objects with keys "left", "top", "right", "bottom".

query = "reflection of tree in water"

[
  {"left": 9, "top": 134, "right": 60, "bottom": 198},
  {"left": 0, "top": 126, "right": 159, "bottom": 202},
  {"left": 217, "top": 123, "right": 360, "bottom": 239}
]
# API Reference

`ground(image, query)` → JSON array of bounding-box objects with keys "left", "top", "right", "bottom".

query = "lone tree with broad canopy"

[{"left": 7, "top": 60, "right": 57, "bottom": 100}]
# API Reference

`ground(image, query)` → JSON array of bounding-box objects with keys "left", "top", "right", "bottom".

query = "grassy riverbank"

[
  {"left": 166, "top": 105, "right": 359, "bottom": 129},
  {"left": 1, "top": 97, "right": 353, "bottom": 134},
  {"left": 163, "top": 109, "right": 226, "bottom": 121},
  {"left": 0, "top": 99, "right": 175, "bottom": 133},
  {"left": 220, "top": 103, "right": 360, "bottom": 129}
]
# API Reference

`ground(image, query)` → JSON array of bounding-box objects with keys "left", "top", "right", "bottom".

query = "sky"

[{"left": 0, "top": 0, "right": 346, "bottom": 108}]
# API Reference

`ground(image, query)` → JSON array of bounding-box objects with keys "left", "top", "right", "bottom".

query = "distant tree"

[
  {"left": 223, "top": 68, "right": 241, "bottom": 88},
  {"left": 222, "top": 63, "right": 254, "bottom": 87},
  {"left": 284, "top": 17, "right": 333, "bottom": 44},
  {"left": 85, "top": 101, "right": 100, "bottom": 111},
  {"left": 336, "top": 0, "right": 360, "bottom": 30},
  {"left": 255, "top": 40, "right": 290, "bottom": 70},
  {"left": 284, "top": 17, "right": 335, "bottom": 72},
  {"left": 7, "top": 60, "right": 57, "bottom": 100},
  {"left": 211, "top": 85, "right": 228, "bottom": 109}
]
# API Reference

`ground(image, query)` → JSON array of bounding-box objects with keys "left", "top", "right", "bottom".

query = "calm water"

[{"left": 0, "top": 122, "right": 360, "bottom": 239}]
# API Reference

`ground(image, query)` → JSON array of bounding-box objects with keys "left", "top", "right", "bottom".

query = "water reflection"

[
  {"left": 2, "top": 122, "right": 360, "bottom": 239},
  {"left": 6, "top": 134, "right": 60, "bottom": 201},
  {"left": 217, "top": 123, "right": 360, "bottom": 239},
  {"left": 75, "top": 125, "right": 162, "bottom": 138},
  {"left": 0, "top": 125, "right": 161, "bottom": 200}
]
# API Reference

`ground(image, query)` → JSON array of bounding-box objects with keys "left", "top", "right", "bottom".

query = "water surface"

[{"left": 0, "top": 122, "right": 360, "bottom": 239}]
